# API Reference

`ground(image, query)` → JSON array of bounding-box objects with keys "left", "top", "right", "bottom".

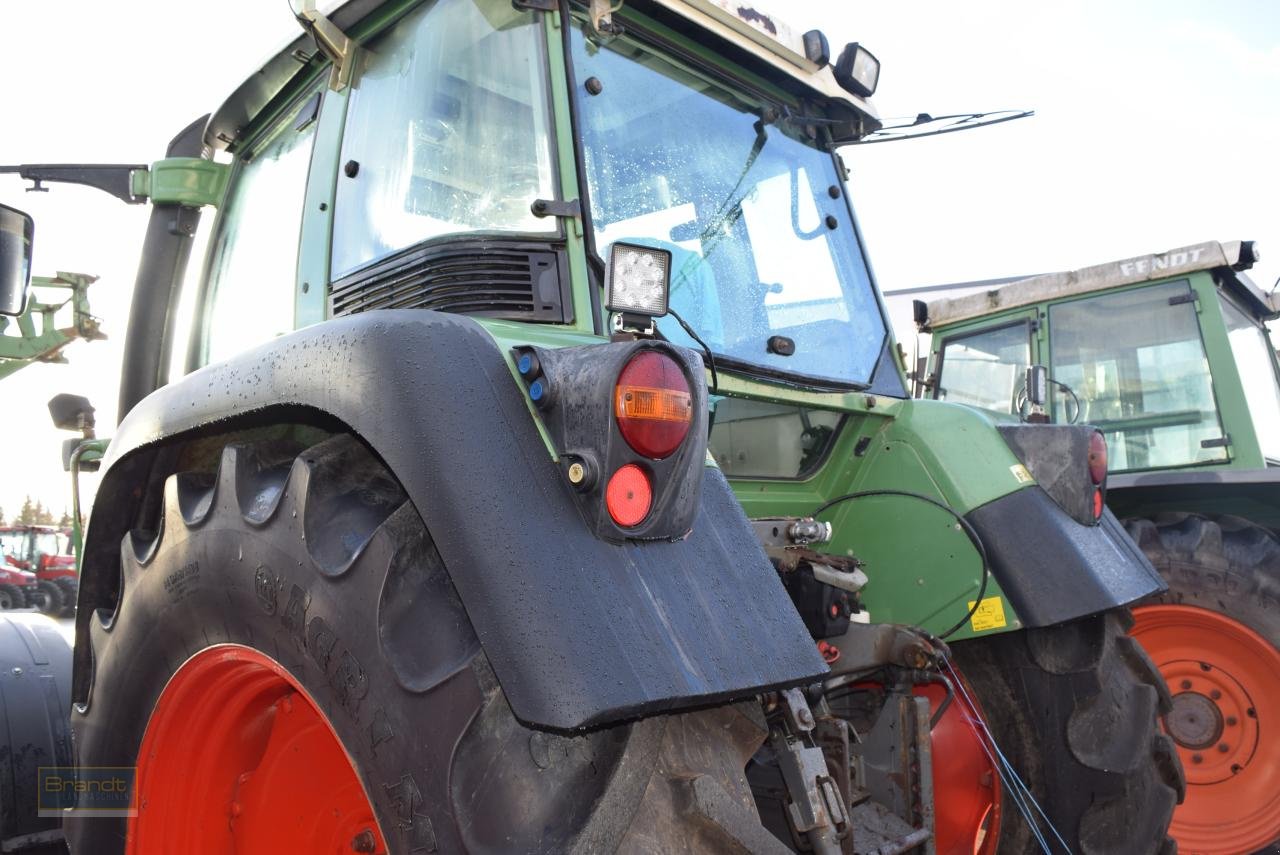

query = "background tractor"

[
  {"left": 920, "top": 239, "right": 1280, "bottom": 854},
  {"left": 2, "top": 1, "right": 1182, "bottom": 852},
  {"left": 0, "top": 524, "right": 76, "bottom": 615}
]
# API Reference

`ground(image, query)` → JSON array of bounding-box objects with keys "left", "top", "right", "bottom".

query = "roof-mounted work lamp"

[
  {"left": 834, "top": 43, "right": 880, "bottom": 98},
  {"left": 606, "top": 242, "right": 672, "bottom": 333}
]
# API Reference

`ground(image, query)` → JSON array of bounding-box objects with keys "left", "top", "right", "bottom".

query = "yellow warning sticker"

[
  {"left": 967, "top": 596, "right": 1008, "bottom": 633},
  {"left": 1010, "top": 463, "right": 1034, "bottom": 484}
]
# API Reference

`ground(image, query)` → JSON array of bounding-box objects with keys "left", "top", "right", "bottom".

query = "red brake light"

[
  {"left": 1088, "top": 431, "right": 1107, "bottom": 485},
  {"left": 614, "top": 351, "right": 692, "bottom": 459},
  {"left": 606, "top": 464, "right": 653, "bottom": 527},
  {"left": 1093, "top": 488, "right": 1105, "bottom": 520}
]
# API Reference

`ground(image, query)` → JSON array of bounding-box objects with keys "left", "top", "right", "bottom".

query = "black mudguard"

[
  {"left": 81, "top": 311, "right": 826, "bottom": 730},
  {"left": 966, "top": 488, "right": 1165, "bottom": 627},
  {"left": 0, "top": 614, "right": 72, "bottom": 852}
]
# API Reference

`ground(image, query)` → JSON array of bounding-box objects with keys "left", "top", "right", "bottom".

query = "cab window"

[
  {"left": 1049, "top": 281, "right": 1226, "bottom": 470},
  {"left": 710, "top": 398, "right": 843, "bottom": 479},
  {"left": 200, "top": 86, "right": 322, "bottom": 365},
  {"left": 1220, "top": 296, "right": 1280, "bottom": 461},
  {"left": 330, "top": 0, "right": 557, "bottom": 278},
  {"left": 935, "top": 322, "right": 1030, "bottom": 414}
]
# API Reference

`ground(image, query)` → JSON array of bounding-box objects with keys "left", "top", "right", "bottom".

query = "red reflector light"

[
  {"left": 1088, "top": 431, "right": 1108, "bottom": 485},
  {"left": 615, "top": 351, "right": 692, "bottom": 459},
  {"left": 1093, "top": 487, "right": 1105, "bottom": 520},
  {"left": 606, "top": 464, "right": 653, "bottom": 527}
]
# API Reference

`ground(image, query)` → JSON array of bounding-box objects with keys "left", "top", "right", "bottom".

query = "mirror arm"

[{"left": 0, "top": 164, "right": 148, "bottom": 205}]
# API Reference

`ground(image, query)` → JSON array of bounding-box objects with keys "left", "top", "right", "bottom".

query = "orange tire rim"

[
  {"left": 1132, "top": 604, "right": 1280, "bottom": 854},
  {"left": 129, "top": 645, "right": 387, "bottom": 854},
  {"left": 920, "top": 672, "right": 1002, "bottom": 855}
]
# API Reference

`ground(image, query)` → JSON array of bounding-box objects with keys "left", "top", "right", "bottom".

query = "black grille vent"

[{"left": 330, "top": 238, "right": 571, "bottom": 323}]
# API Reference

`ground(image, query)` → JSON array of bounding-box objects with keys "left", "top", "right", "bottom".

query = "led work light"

[
  {"left": 834, "top": 43, "right": 880, "bottom": 98},
  {"left": 605, "top": 242, "right": 672, "bottom": 318}
]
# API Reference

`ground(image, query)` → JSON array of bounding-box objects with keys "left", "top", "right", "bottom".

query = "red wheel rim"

[
  {"left": 1132, "top": 604, "right": 1280, "bottom": 854},
  {"left": 920, "top": 670, "right": 1002, "bottom": 855},
  {"left": 129, "top": 645, "right": 387, "bottom": 854}
]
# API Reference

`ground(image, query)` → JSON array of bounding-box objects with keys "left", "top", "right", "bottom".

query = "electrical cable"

[
  {"left": 941, "top": 656, "right": 1070, "bottom": 853},
  {"left": 1015, "top": 378, "right": 1081, "bottom": 424},
  {"left": 666, "top": 306, "right": 718, "bottom": 393},
  {"left": 811, "top": 490, "right": 990, "bottom": 640}
]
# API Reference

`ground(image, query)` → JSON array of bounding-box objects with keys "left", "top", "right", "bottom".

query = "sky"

[{"left": 1, "top": 0, "right": 1278, "bottom": 518}]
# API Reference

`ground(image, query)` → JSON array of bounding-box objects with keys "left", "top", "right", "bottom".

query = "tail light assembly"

[
  {"left": 512, "top": 340, "right": 708, "bottom": 543},
  {"left": 1088, "top": 430, "right": 1108, "bottom": 521},
  {"left": 997, "top": 424, "right": 1110, "bottom": 527}
]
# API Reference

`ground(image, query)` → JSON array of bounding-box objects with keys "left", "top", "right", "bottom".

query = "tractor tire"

[
  {"left": 948, "top": 609, "right": 1184, "bottom": 854},
  {"left": 68, "top": 435, "right": 783, "bottom": 854},
  {"left": 1125, "top": 513, "right": 1280, "bottom": 855},
  {"left": 0, "top": 585, "right": 26, "bottom": 610},
  {"left": 32, "top": 581, "right": 63, "bottom": 617},
  {"left": 52, "top": 577, "right": 77, "bottom": 617}
]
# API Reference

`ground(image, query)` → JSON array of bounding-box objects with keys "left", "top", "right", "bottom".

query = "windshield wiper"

[
  {"left": 695, "top": 116, "right": 770, "bottom": 246},
  {"left": 712, "top": 354, "right": 872, "bottom": 393}
]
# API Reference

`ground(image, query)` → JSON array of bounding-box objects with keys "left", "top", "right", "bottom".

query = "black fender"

[
  {"left": 966, "top": 489, "right": 1165, "bottom": 627},
  {"left": 79, "top": 310, "right": 826, "bottom": 730},
  {"left": 0, "top": 614, "right": 72, "bottom": 852}
]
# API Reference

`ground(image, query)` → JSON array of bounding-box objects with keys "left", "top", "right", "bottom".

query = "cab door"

[{"left": 931, "top": 310, "right": 1040, "bottom": 417}]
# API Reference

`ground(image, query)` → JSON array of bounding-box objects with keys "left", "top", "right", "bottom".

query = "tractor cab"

[
  {"left": 0, "top": 524, "right": 71, "bottom": 573},
  {"left": 921, "top": 239, "right": 1280, "bottom": 526}
]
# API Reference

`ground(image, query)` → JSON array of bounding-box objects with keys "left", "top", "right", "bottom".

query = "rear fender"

[
  {"left": 850, "top": 400, "right": 1164, "bottom": 632},
  {"left": 79, "top": 311, "right": 826, "bottom": 731}
]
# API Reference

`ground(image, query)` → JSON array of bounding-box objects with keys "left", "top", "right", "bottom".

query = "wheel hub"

[
  {"left": 1156, "top": 657, "right": 1259, "bottom": 786},
  {"left": 1166, "top": 691, "right": 1223, "bottom": 750}
]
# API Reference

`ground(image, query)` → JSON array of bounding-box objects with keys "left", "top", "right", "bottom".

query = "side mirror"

[
  {"left": 0, "top": 203, "right": 34, "bottom": 317},
  {"left": 912, "top": 299, "right": 929, "bottom": 330},
  {"left": 48, "top": 393, "right": 96, "bottom": 435}
]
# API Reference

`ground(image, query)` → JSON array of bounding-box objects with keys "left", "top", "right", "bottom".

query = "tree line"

[{"left": 0, "top": 497, "right": 73, "bottom": 528}]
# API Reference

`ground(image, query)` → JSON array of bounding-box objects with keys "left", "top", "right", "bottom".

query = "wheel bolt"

[
  {"left": 1217, "top": 743, "right": 1230, "bottom": 753},
  {"left": 352, "top": 829, "right": 377, "bottom": 852},
  {"left": 1247, "top": 707, "right": 1257, "bottom": 718},
  {"left": 1226, "top": 716, "right": 1238, "bottom": 727},
  {"left": 1200, "top": 662, "right": 1212, "bottom": 671},
  {"left": 1191, "top": 754, "right": 1203, "bottom": 764},
  {"left": 1180, "top": 679, "right": 1192, "bottom": 690},
  {"left": 1209, "top": 689, "right": 1222, "bottom": 700},
  {"left": 1231, "top": 764, "right": 1243, "bottom": 775}
]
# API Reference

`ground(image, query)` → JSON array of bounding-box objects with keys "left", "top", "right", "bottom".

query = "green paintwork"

[
  {"left": 543, "top": 11, "right": 596, "bottom": 334},
  {"left": 0, "top": 272, "right": 103, "bottom": 380},
  {"left": 926, "top": 270, "right": 1280, "bottom": 531},
  {"left": 296, "top": 78, "right": 348, "bottom": 331},
  {"left": 131, "top": 158, "right": 230, "bottom": 208},
  {"left": 728, "top": 398, "right": 1029, "bottom": 640},
  {"left": 67, "top": 437, "right": 108, "bottom": 572}
]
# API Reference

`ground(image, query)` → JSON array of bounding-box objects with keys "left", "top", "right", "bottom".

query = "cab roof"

[
  {"left": 924, "top": 240, "right": 1276, "bottom": 330},
  {"left": 204, "top": 0, "right": 877, "bottom": 152}
]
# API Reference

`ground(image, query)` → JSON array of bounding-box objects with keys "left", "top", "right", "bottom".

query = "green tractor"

[
  {"left": 1, "top": 2, "right": 1182, "bottom": 853},
  {"left": 919, "top": 239, "right": 1280, "bottom": 853}
]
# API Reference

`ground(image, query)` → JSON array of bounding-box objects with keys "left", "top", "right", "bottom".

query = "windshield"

[
  {"left": 1220, "top": 297, "right": 1280, "bottom": 461},
  {"left": 570, "top": 28, "right": 888, "bottom": 387},
  {"left": 32, "top": 532, "right": 62, "bottom": 558}
]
